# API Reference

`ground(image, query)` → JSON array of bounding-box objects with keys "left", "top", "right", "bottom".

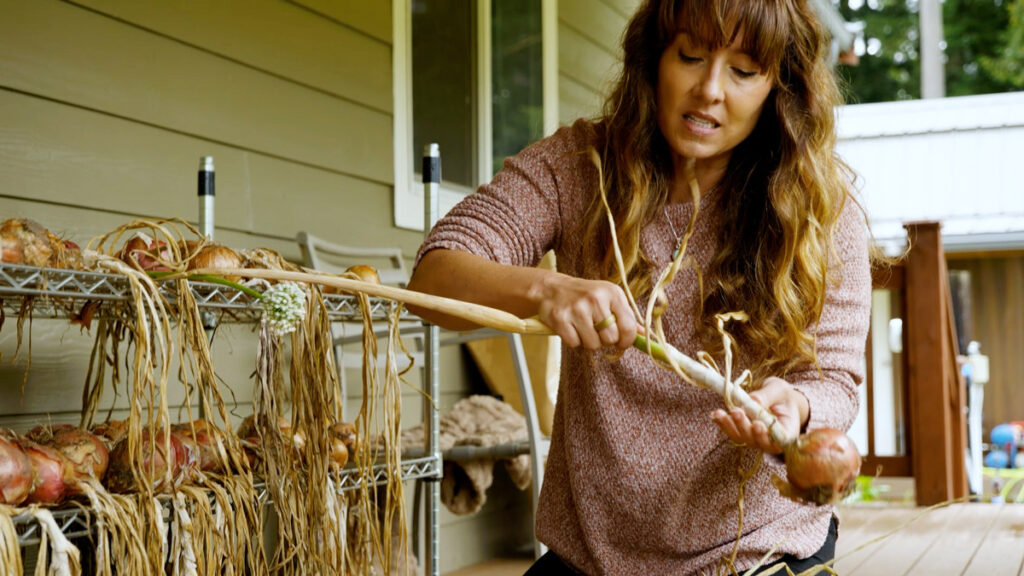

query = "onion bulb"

[
  {"left": 345, "top": 264, "right": 380, "bottom": 285},
  {"left": 773, "top": 428, "right": 862, "bottom": 505},
  {"left": 18, "top": 439, "right": 74, "bottom": 505},
  {"left": 186, "top": 243, "right": 243, "bottom": 282},
  {"left": 27, "top": 424, "right": 109, "bottom": 484},
  {"left": 0, "top": 430, "right": 33, "bottom": 505},
  {"left": 327, "top": 423, "right": 355, "bottom": 470},
  {"left": 51, "top": 239, "right": 85, "bottom": 270},
  {"left": 91, "top": 419, "right": 129, "bottom": 449},
  {"left": 1, "top": 218, "right": 54, "bottom": 267},
  {"left": 105, "top": 428, "right": 189, "bottom": 493},
  {"left": 118, "top": 232, "right": 170, "bottom": 272},
  {"left": 237, "top": 414, "right": 306, "bottom": 470},
  {"left": 323, "top": 264, "right": 380, "bottom": 295},
  {"left": 238, "top": 414, "right": 304, "bottom": 451},
  {"left": 172, "top": 420, "right": 225, "bottom": 474},
  {"left": 331, "top": 422, "right": 358, "bottom": 462}
]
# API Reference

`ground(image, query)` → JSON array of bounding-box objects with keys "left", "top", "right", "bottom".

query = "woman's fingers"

[
  {"left": 712, "top": 377, "right": 810, "bottom": 454},
  {"left": 712, "top": 408, "right": 781, "bottom": 454},
  {"left": 538, "top": 277, "right": 637, "bottom": 350}
]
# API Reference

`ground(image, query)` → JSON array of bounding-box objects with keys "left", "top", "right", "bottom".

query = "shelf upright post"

[
  {"left": 198, "top": 156, "right": 218, "bottom": 331},
  {"left": 198, "top": 156, "right": 217, "bottom": 421},
  {"left": 422, "top": 143, "right": 442, "bottom": 576}
]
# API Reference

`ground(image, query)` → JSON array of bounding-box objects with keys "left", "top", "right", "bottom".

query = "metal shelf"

[
  {"left": 1, "top": 261, "right": 437, "bottom": 551},
  {"left": 0, "top": 262, "right": 401, "bottom": 323},
  {"left": 13, "top": 456, "right": 440, "bottom": 547}
]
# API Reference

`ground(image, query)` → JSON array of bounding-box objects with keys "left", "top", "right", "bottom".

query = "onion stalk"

[{"left": 635, "top": 334, "right": 861, "bottom": 504}]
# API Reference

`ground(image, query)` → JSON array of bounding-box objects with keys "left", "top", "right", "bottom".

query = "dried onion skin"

[
  {"left": 187, "top": 243, "right": 243, "bottom": 282},
  {"left": 27, "top": 424, "right": 109, "bottom": 484},
  {"left": 0, "top": 430, "right": 33, "bottom": 505},
  {"left": 1, "top": 218, "right": 54, "bottom": 267},
  {"left": 776, "top": 427, "right": 862, "bottom": 505},
  {"left": 19, "top": 439, "right": 74, "bottom": 505}
]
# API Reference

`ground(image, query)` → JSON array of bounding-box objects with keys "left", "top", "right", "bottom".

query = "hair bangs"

[{"left": 673, "top": 0, "right": 791, "bottom": 78}]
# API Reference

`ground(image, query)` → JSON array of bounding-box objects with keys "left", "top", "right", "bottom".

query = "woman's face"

[{"left": 656, "top": 30, "right": 774, "bottom": 176}]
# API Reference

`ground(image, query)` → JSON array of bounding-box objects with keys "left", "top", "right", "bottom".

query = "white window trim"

[{"left": 392, "top": 0, "right": 559, "bottom": 231}]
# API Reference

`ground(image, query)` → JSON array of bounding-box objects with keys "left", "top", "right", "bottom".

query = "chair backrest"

[
  {"left": 296, "top": 231, "right": 410, "bottom": 288},
  {"left": 296, "top": 231, "right": 423, "bottom": 416}
]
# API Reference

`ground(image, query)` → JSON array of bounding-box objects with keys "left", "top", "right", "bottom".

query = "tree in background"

[
  {"left": 944, "top": 0, "right": 1018, "bottom": 96},
  {"left": 980, "top": 0, "right": 1024, "bottom": 87},
  {"left": 836, "top": 0, "right": 1022, "bottom": 103},
  {"left": 837, "top": 0, "right": 921, "bottom": 103}
]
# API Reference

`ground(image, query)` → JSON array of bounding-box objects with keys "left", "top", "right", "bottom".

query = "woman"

[{"left": 408, "top": 0, "right": 871, "bottom": 573}]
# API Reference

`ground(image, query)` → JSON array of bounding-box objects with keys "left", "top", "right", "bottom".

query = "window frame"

[{"left": 392, "top": 0, "right": 559, "bottom": 231}]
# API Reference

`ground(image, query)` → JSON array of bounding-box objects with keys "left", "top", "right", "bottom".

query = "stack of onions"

[{"left": 0, "top": 425, "right": 110, "bottom": 506}]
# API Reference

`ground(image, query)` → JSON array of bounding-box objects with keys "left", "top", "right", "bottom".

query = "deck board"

[
  {"left": 961, "top": 504, "right": 1024, "bottom": 576},
  {"left": 445, "top": 503, "right": 1024, "bottom": 576}
]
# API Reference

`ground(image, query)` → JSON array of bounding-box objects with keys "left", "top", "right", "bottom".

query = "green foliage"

[
  {"left": 944, "top": 0, "right": 1017, "bottom": 95},
  {"left": 980, "top": 0, "right": 1024, "bottom": 87},
  {"left": 838, "top": 0, "right": 921, "bottom": 103},
  {"left": 836, "top": 0, "right": 1022, "bottom": 103}
]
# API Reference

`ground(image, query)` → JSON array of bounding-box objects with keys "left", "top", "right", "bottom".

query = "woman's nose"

[{"left": 698, "top": 64, "right": 725, "bottom": 102}]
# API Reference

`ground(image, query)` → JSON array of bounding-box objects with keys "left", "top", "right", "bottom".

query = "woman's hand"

[
  {"left": 534, "top": 274, "right": 638, "bottom": 350},
  {"left": 711, "top": 377, "right": 810, "bottom": 454},
  {"left": 408, "top": 250, "right": 637, "bottom": 350}
]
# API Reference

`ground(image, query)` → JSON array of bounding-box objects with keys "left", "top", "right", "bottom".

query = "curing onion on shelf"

[
  {"left": 171, "top": 420, "right": 227, "bottom": 474},
  {"left": 0, "top": 430, "right": 33, "bottom": 505},
  {"left": 91, "top": 419, "right": 129, "bottom": 450},
  {"left": 1, "top": 217, "right": 54, "bottom": 267},
  {"left": 185, "top": 242, "right": 243, "bottom": 282},
  {"left": 105, "top": 428, "right": 191, "bottom": 493},
  {"left": 26, "top": 424, "right": 109, "bottom": 484},
  {"left": 117, "top": 232, "right": 171, "bottom": 272},
  {"left": 17, "top": 438, "right": 75, "bottom": 505}
]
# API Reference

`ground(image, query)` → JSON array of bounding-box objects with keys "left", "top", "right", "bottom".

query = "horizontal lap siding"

[
  {"left": 0, "top": 0, "right": 430, "bottom": 424},
  {"left": 557, "top": 0, "right": 632, "bottom": 125}
]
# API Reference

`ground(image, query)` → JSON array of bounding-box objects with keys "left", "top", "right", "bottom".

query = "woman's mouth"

[{"left": 683, "top": 113, "right": 719, "bottom": 135}]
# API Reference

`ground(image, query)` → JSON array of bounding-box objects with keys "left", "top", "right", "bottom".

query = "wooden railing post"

[{"left": 903, "top": 221, "right": 968, "bottom": 505}]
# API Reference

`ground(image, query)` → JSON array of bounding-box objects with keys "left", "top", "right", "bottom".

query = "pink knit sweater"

[{"left": 418, "top": 120, "right": 871, "bottom": 575}]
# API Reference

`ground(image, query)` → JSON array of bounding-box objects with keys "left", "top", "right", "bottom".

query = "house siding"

[{"left": 557, "top": 0, "right": 638, "bottom": 124}]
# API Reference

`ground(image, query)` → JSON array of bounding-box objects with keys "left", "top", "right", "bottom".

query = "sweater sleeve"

[
  {"left": 787, "top": 200, "right": 872, "bottom": 432},
  {"left": 415, "top": 124, "right": 582, "bottom": 269}
]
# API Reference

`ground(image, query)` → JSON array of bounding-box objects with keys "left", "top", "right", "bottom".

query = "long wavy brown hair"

[{"left": 585, "top": 0, "right": 858, "bottom": 377}]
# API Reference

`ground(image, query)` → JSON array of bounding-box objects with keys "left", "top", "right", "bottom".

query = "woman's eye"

[
  {"left": 733, "top": 67, "right": 757, "bottom": 78},
  {"left": 678, "top": 50, "right": 700, "bottom": 63}
]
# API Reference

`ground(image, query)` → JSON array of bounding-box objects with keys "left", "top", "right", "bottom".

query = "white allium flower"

[{"left": 260, "top": 281, "right": 306, "bottom": 336}]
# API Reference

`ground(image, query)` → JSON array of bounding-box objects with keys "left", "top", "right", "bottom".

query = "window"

[{"left": 393, "top": 0, "right": 556, "bottom": 231}]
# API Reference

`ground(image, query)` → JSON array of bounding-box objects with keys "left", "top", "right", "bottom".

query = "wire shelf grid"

[
  {"left": 0, "top": 262, "right": 403, "bottom": 323},
  {"left": 13, "top": 456, "right": 439, "bottom": 546}
]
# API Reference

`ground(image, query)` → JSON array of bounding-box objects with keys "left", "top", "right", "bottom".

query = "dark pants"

[{"left": 524, "top": 516, "right": 839, "bottom": 575}]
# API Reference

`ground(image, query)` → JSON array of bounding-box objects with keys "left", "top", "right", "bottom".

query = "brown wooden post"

[{"left": 903, "top": 221, "right": 963, "bottom": 505}]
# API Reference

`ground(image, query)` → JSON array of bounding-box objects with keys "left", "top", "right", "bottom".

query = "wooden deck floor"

[
  {"left": 445, "top": 503, "right": 1024, "bottom": 576},
  {"left": 836, "top": 503, "right": 1024, "bottom": 576}
]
